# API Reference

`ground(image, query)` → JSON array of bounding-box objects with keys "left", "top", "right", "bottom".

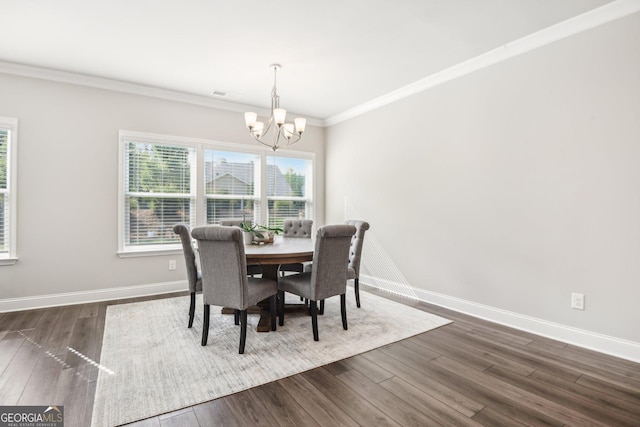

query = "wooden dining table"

[{"left": 243, "top": 236, "right": 315, "bottom": 332}]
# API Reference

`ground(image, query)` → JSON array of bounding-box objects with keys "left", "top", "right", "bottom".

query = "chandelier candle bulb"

[
  {"left": 295, "top": 118, "right": 306, "bottom": 134},
  {"left": 273, "top": 108, "right": 286, "bottom": 125},
  {"left": 244, "top": 112, "right": 257, "bottom": 128},
  {"left": 253, "top": 122, "right": 264, "bottom": 138},
  {"left": 283, "top": 124, "right": 295, "bottom": 139}
]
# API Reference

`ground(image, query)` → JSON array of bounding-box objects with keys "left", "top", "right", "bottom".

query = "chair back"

[
  {"left": 219, "top": 218, "right": 245, "bottom": 227},
  {"left": 191, "top": 225, "right": 250, "bottom": 310},
  {"left": 173, "top": 223, "right": 201, "bottom": 293},
  {"left": 345, "top": 220, "right": 370, "bottom": 277},
  {"left": 310, "top": 224, "right": 356, "bottom": 300},
  {"left": 283, "top": 219, "right": 313, "bottom": 238}
]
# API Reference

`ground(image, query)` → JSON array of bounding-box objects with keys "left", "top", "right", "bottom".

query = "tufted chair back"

[
  {"left": 345, "top": 220, "right": 370, "bottom": 308},
  {"left": 345, "top": 220, "right": 370, "bottom": 278},
  {"left": 280, "top": 219, "right": 314, "bottom": 276},
  {"left": 283, "top": 219, "right": 313, "bottom": 238}
]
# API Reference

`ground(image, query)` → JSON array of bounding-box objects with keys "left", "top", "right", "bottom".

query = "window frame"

[
  {"left": 118, "top": 130, "right": 315, "bottom": 257},
  {"left": 0, "top": 117, "right": 18, "bottom": 266}
]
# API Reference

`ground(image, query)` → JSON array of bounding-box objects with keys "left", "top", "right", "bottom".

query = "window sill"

[
  {"left": 0, "top": 257, "right": 18, "bottom": 266},
  {"left": 118, "top": 246, "right": 183, "bottom": 258}
]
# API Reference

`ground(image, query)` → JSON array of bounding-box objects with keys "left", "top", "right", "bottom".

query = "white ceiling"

[{"left": 0, "top": 0, "right": 619, "bottom": 122}]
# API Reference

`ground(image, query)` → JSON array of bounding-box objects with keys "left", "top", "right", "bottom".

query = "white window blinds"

[
  {"left": 0, "top": 117, "right": 17, "bottom": 263},
  {"left": 0, "top": 129, "right": 8, "bottom": 255},
  {"left": 205, "top": 149, "right": 261, "bottom": 224},
  {"left": 123, "top": 141, "right": 196, "bottom": 247},
  {"left": 119, "top": 131, "right": 315, "bottom": 254},
  {"left": 266, "top": 155, "right": 313, "bottom": 228}
]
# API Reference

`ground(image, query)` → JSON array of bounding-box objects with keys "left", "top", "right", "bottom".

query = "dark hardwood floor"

[{"left": 1, "top": 289, "right": 639, "bottom": 427}]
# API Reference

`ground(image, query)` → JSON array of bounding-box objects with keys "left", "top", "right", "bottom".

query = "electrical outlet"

[
  {"left": 168, "top": 260, "right": 177, "bottom": 271},
  {"left": 571, "top": 293, "right": 585, "bottom": 310}
]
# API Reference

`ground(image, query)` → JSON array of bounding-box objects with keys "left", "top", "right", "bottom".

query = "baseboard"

[
  {"left": 0, "top": 281, "right": 187, "bottom": 313},
  {"left": 4, "top": 277, "right": 639, "bottom": 363},
  {"left": 359, "top": 274, "right": 640, "bottom": 363}
]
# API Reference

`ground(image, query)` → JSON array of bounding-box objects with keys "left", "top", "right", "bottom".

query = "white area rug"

[{"left": 91, "top": 290, "right": 451, "bottom": 426}]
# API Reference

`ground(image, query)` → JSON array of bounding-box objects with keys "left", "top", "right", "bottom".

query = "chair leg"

[
  {"left": 278, "top": 290, "right": 285, "bottom": 326},
  {"left": 310, "top": 300, "right": 319, "bottom": 341},
  {"left": 188, "top": 292, "right": 196, "bottom": 328},
  {"left": 201, "top": 304, "right": 210, "bottom": 346},
  {"left": 341, "top": 294, "right": 348, "bottom": 330},
  {"left": 307, "top": 300, "right": 312, "bottom": 315},
  {"left": 234, "top": 309, "right": 240, "bottom": 325},
  {"left": 319, "top": 299, "right": 325, "bottom": 315},
  {"left": 270, "top": 294, "right": 277, "bottom": 331},
  {"left": 239, "top": 309, "right": 248, "bottom": 354},
  {"left": 355, "top": 278, "right": 361, "bottom": 308}
]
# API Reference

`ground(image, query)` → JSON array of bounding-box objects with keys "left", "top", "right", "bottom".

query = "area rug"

[{"left": 91, "top": 290, "right": 451, "bottom": 426}]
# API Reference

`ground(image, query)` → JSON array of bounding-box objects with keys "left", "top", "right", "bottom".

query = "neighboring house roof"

[
  {"left": 208, "top": 159, "right": 253, "bottom": 186},
  {"left": 205, "top": 159, "right": 294, "bottom": 196}
]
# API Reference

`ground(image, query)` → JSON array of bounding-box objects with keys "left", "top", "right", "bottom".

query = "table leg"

[{"left": 256, "top": 264, "right": 279, "bottom": 332}]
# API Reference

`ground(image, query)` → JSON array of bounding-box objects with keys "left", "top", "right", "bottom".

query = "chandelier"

[{"left": 244, "top": 64, "right": 306, "bottom": 151}]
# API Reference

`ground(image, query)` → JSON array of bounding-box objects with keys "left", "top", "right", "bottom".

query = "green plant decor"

[
  {"left": 257, "top": 225, "right": 284, "bottom": 235},
  {"left": 239, "top": 222, "right": 264, "bottom": 239}
]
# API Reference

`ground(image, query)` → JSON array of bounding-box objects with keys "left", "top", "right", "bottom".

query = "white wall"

[
  {"left": 0, "top": 74, "right": 324, "bottom": 304},
  {"left": 326, "top": 13, "right": 640, "bottom": 351},
  {"left": 1, "top": 10, "right": 638, "bottom": 361}
]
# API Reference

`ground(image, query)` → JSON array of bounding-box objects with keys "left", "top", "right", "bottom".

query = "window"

[
  {"left": 119, "top": 131, "right": 314, "bottom": 255},
  {"left": 266, "top": 155, "right": 313, "bottom": 228},
  {"left": 205, "top": 149, "right": 260, "bottom": 224},
  {"left": 0, "top": 117, "right": 17, "bottom": 265},
  {"left": 120, "top": 132, "right": 197, "bottom": 254}
]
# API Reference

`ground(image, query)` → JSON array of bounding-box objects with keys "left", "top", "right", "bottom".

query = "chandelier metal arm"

[{"left": 249, "top": 124, "right": 302, "bottom": 151}]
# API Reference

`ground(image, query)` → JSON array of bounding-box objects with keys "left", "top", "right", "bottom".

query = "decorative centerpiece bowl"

[{"left": 240, "top": 223, "right": 283, "bottom": 244}]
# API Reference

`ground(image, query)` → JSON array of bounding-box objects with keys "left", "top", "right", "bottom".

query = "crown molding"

[
  {"left": 324, "top": 0, "right": 640, "bottom": 127},
  {"left": 0, "top": 60, "right": 325, "bottom": 127},
  {"left": 2, "top": 0, "right": 636, "bottom": 129}
]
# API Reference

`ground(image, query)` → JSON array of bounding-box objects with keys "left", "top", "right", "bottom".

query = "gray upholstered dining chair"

[
  {"left": 306, "top": 219, "right": 371, "bottom": 313},
  {"left": 191, "top": 225, "right": 278, "bottom": 354},
  {"left": 278, "top": 224, "right": 356, "bottom": 341},
  {"left": 173, "top": 223, "right": 202, "bottom": 328},
  {"left": 345, "top": 220, "right": 370, "bottom": 308},
  {"left": 280, "top": 219, "right": 313, "bottom": 277},
  {"left": 218, "top": 218, "right": 262, "bottom": 277}
]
